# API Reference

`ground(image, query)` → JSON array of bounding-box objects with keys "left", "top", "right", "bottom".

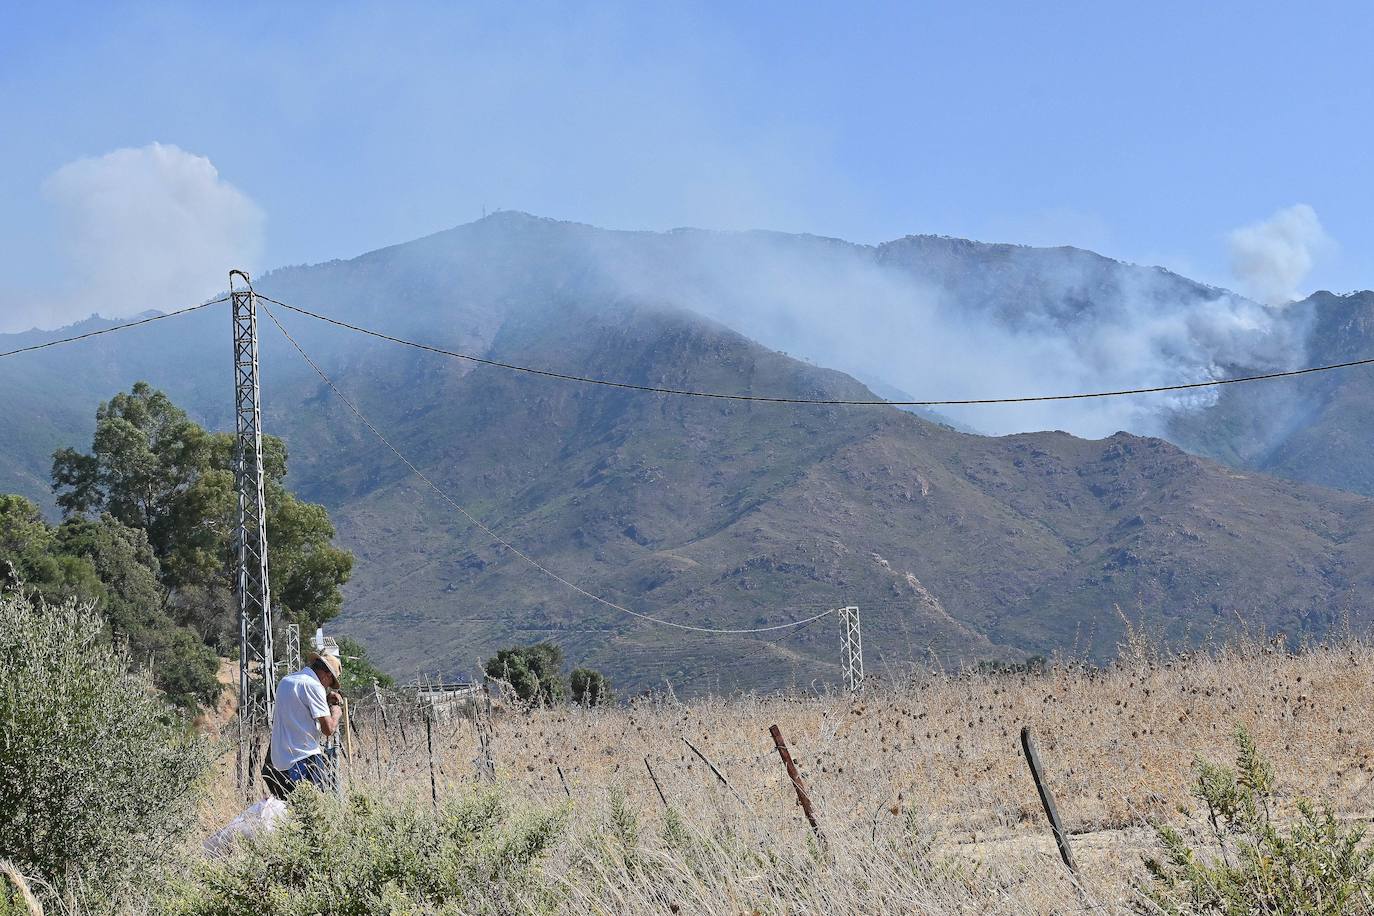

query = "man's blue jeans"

[
  {"left": 282, "top": 754, "right": 328, "bottom": 788},
  {"left": 265, "top": 752, "right": 328, "bottom": 798}
]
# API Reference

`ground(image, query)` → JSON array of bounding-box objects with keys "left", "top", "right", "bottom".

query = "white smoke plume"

[
  {"left": 37, "top": 143, "right": 263, "bottom": 326},
  {"left": 1227, "top": 204, "right": 1330, "bottom": 306},
  {"left": 587, "top": 228, "right": 1307, "bottom": 439}
]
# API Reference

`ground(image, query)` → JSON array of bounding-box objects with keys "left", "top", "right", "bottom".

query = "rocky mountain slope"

[
  {"left": 1168, "top": 290, "right": 1374, "bottom": 496},
  {"left": 3, "top": 213, "right": 1373, "bottom": 691},
  {"left": 291, "top": 300, "right": 1374, "bottom": 690}
]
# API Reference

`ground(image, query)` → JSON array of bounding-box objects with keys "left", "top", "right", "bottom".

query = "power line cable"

[
  {"left": 258, "top": 294, "right": 1374, "bottom": 407},
  {"left": 672, "top": 612, "right": 834, "bottom": 692},
  {"left": 261, "top": 302, "right": 837, "bottom": 636},
  {"left": 0, "top": 297, "right": 229, "bottom": 359}
]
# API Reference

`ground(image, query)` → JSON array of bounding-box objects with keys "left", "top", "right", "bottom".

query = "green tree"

[
  {"left": 335, "top": 635, "right": 396, "bottom": 694},
  {"left": 0, "top": 495, "right": 220, "bottom": 708},
  {"left": 0, "top": 588, "right": 210, "bottom": 910},
  {"left": 52, "top": 382, "right": 353, "bottom": 649},
  {"left": 483, "top": 642, "right": 566, "bottom": 706},
  {"left": 0, "top": 493, "right": 103, "bottom": 606},
  {"left": 55, "top": 515, "right": 220, "bottom": 707},
  {"left": 570, "top": 667, "right": 611, "bottom": 706}
]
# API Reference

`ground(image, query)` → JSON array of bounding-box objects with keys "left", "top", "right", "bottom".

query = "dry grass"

[{"left": 199, "top": 637, "right": 1374, "bottom": 913}]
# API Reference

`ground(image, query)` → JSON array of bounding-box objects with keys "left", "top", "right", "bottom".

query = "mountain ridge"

[{"left": 3, "top": 214, "right": 1374, "bottom": 692}]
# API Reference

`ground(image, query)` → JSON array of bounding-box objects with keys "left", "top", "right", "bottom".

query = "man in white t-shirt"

[{"left": 266, "top": 652, "right": 343, "bottom": 796}]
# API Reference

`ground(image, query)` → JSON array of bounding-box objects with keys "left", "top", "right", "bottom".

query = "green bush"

[
  {"left": 1140, "top": 726, "right": 1374, "bottom": 914},
  {"left": 335, "top": 635, "right": 396, "bottom": 694},
  {"left": 570, "top": 667, "right": 611, "bottom": 706},
  {"left": 0, "top": 588, "right": 210, "bottom": 909},
  {"left": 164, "top": 787, "right": 566, "bottom": 915},
  {"left": 483, "top": 642, "right": 566, "bottom": 706}
]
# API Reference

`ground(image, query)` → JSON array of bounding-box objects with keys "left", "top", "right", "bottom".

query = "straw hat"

[{"left": 311, "top": 652, "right": 342, "bottom": 680}]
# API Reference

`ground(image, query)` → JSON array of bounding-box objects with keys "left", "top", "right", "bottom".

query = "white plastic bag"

[{"left": 203, "top": 797, "right": 288, "bottom": 857}]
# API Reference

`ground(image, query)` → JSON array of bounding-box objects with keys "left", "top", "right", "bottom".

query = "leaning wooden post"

[
  {"left": 474, "top": 700, "right": 496, "bottom": 782},
  {"left": 682, "top": 736, "right": 751, "bottom": 809},
  {"left": 769, "top": 724, "right": 824, "bottom": 842},
  {"left": 342, "top": 699, "right": 355, "bottom": 779},
  {"left": 1020, "top": 725, "right": 1078, "bottom": 875},
  {"left": 644, "top": 755, "right": 669, "bottom": 809}
]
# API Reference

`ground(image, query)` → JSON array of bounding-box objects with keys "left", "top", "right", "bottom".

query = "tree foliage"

[
  {"left": 483, "top": 642, "right": 567, "bottom": 706},
  {"left": 51, "top": 381, "right": 354, "bottom": 648},
  {"left": 0, "top": 589, "right": 210, "bottom": 910},
  {"left": 481, "top": 643, "right": 611, "bottom": 708},
  {"left": 0, "top": 495, "right": 218, "bottom": 707},
  {"left": 335, "top": 635, "right": 396, "bottom": 694},
  {"left": 570, "top": 667, "right": 611, "bottom": 706}
]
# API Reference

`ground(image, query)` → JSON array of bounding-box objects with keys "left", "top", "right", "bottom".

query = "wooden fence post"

[
  {"left": 475, "top": 710, "right": 496, "bottom": 782},
  {"left": 1020, "top": 725, "right": 1078, "bottom": 875},
  {"left": 371, "top": 706, "right": 382, "bottom": 783},
  {"left": 425, "top": 707, "right": 438, "bottom": 807},
  {"left": 769, "top": 724, "right": 824, "bottom": 842},
  {"left": 342, "top": 699, "right": 355, "bottom": 775}
]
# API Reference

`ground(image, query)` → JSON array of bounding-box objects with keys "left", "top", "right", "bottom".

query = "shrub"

[
  {"left": 164, "top": 787, "right": 566, "bottom": 915},
  {"left": 570, "top": 667, "right": 611, "bottom": 706},
  {"left": 0, "top": 496, "right": 220, "bottom": 708},
  {"left": 484, "top": 642, "right": 566, "bottom": 706},
  {"left": 1139, "top": 726, "right": 1374, "bottom": 914},
  {"left": 0, "top": 588, "right": 210, "bottom": 909}
]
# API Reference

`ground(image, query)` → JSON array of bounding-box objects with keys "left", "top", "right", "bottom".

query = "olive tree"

[{"left": 0, "top": 588, "right": 210, "bottom": 908}]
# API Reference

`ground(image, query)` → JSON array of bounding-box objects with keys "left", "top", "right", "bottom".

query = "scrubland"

[
  {"left": 183, "top": 633, "right": 1374, "bottom": 914},
  {"left": 10, "top": 587, "right": 1374, "bottom": 915}
]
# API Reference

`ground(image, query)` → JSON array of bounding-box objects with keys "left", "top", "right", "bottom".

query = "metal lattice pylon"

[
  {"left": 284, "top": 623, "right": 302, "bottom": 673},
  {"left": 232, "top": 269, "right": 276, "bottom": 798},
  {"left": 839, "top": 605, "right": 864, "bottom": 692}
]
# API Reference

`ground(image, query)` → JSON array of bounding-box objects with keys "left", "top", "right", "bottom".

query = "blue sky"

[{"left": 2, "top": 1, "right": 1372, "bottom": 329}]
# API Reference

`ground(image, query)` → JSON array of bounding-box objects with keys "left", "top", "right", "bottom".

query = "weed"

[{"left": 1140, "top": 727, "right": 1374, "bottom": 914}]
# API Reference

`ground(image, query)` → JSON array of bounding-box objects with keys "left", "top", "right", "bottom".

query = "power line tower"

[
  {"left": 284, "top": 623, "right": 302, "bottom": 673},
  {"left": 838, "top": 605, "right": 864, "bottom": 692},
  {"left": 231, "top": 269, "right": 276, "bottom": 798}
]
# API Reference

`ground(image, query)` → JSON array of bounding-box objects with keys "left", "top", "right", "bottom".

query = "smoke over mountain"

[
  {"left": 27, "top": 143, "right": 263, "bottom": 329},
  {"left": 583, "top": 221, "right": 1309, "bottom": 439},
  {"left": 1228, "top": 204, "right": 1331, "bottom": 306}
]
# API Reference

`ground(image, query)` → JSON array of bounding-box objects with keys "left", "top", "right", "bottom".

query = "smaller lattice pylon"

[
  {"left": 285, "top": 623, "right": 302, "bottom": 673},
  {"left": 838, "top": 606, "right": 864, "bottom": 692}
]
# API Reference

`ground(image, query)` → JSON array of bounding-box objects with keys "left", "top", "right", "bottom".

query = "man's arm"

[{"left": 314, "top": 688, "right": 343, "bottom": 737}]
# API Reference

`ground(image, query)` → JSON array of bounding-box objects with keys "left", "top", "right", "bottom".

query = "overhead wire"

[
  {"left": 0, "top": 297, "right": 229, "bottom": 359},
  {"left": 671, "top": 611, "right": 835, "bottom": 692},
  {"left": 257, "top": 293, "right": 1374, "bottom": 407},
  {"left": 260, "top": 301, "right": 838, "bottom": 636}
]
